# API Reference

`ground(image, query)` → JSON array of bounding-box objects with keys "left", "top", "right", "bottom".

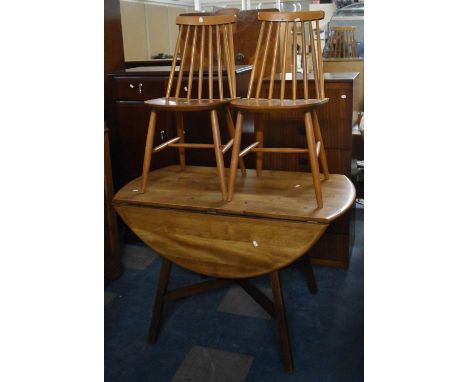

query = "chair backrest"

[
  {"left": 324, "top": 26, "right": 358, "bottom": 59},
  {"left": 246, "top": 11, "right": 326, "bottom": 101},
  {"left": 165, "top": 15, "right": 237, "bottom": 101}
]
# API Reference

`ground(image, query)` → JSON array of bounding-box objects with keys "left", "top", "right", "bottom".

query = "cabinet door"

[{"left": 113, "top": 102, "right": 176, "bottom": 188}]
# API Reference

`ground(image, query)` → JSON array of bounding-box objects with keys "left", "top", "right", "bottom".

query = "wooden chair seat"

[
  {"left": 145, "top": 97, "right": 233, "bottom": 112},
  {"left": 230, "top": 97, "right": 329, "bottom": 112}
]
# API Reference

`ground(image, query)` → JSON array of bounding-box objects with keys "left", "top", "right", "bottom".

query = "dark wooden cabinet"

[
  {"left": 104, "top": 0, "right": 125, "bottom": 282},
  {"left": 107, "top": 66, "right": 359, "bottom": 268}
]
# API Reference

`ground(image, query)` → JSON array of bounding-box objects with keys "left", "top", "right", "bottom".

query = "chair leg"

[
  {"left": 148, "top": 258, "right": 171, "bottom": 344},
  {"left": 255, "top": 113, "right": 265, "bottom": 177},
  {"left": 312, "top": 110, "right": 329, "bottom": 180},
  {"left": 225, "top": 106, "right": 246, "bottom": 176},
  {"left": 271, "top": 271, "right": 294, "bottom": 373},
  {"left": 210, "top": 109, "right": 228, "bottom": 201},
  {"left": 141, "top": 111, "right": 157, "bottom": 193},
  {"left": 228, "top": 111, "right": 244, "bottom": 201},
  {"left": 175, "top": 112, "right": 186, "bottom": 170},
  {"left": 304, "top": 111, "right": 323, "bottom": 208}
]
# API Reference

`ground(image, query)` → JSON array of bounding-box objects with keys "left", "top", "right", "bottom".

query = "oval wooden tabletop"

[
  {"left": 113, "top": 165, "right": 356, "bottom": 224},
  {"left": 115, "top": 205, "right": 328, "bottom": 279}
]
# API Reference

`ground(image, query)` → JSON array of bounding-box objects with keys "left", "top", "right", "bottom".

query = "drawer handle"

[
  {"left": 129, "top": 84, "right": 134, "bottom": 88},
  {"left": 161, "top": 130, "right": 165, "bottom": 140},
  {"left": 138, "top": 83, "right": 143, "bottom": 93},
  {"left": 340, "top": 94, "right": 347, "bottom": 99}
]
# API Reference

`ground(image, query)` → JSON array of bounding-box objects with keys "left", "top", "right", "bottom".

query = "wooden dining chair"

[
  {"left": 227, "top": 11, "right": 330, "bottom": 208},
  {"left": 140, "top": 14, "right": 246, "bottom": 201},
  {"left": 324, "top": 26, "right": 358, "bottom": 58}
]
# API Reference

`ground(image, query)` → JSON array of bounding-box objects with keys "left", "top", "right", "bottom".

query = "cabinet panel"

[
  {"left": 263, "top": 113, "right": 352, "bottom": 150},
  {"left": 320, "top": 82, "right": 354, "bottom": 120},
  {"left": 299, "top": 148, "right": 351, "bottom": 177},
  {"left": 113, "top": 102, "right": 176, "bottom": 187}
]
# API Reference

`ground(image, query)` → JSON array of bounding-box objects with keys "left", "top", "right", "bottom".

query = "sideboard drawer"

[{"left": 113, "top": 77, "right": 167, "bottom": 101}]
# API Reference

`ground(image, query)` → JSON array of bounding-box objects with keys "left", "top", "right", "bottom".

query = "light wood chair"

[
  {"left": 227, "top": 11, "right": 330, "bottom": 208},
  {"left": 324, "top": 26, "right": 358, "bottom": 59},
  {"left": 141, "top": 15, "right": 246, "bottom": 201}
]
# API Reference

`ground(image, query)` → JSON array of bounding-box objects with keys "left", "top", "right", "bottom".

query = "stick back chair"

[
  {"left": 324, "top": 26, "right": 358, "bottom": 58},
  {"left": 227, "top": 11, "right": 330, "bottom": 208},
  {"left": 141, "top": 14, "right": 246, "bottom": 201}
]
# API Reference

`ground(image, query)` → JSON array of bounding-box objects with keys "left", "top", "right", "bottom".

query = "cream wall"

[
  {"left": 120, "top": 1, "right": 192, "bottom": 61},
  {"left": 120, "top": 1, "right": 148, "bottom": 60}
]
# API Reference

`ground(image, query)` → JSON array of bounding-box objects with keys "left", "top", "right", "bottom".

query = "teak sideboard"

[{"left": 107, "top": 66, "right": 360, "bottom": 268}]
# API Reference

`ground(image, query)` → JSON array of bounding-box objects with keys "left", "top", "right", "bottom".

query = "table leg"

[
  {"left": 148, "top": 258, "right": 171, "bottom": 344},
  {"left": 300, "top": 254, "right": 318, "bottom": 294},
  {"left": 271, "top": 271, "right": 294, "bottom": 373}
]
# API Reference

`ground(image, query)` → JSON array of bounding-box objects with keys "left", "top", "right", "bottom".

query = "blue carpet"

[{"left": 105, "top": 205, "right": 363, "bottom": 381}]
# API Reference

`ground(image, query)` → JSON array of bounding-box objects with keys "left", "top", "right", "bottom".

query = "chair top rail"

[
  {"left": 176, "top": 15, "right": 236, "bottom": 26},
  {"left": 258, "top": 11, "right": 324, "bottom": 22}
]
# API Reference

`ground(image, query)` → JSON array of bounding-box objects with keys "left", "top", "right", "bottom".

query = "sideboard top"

[
  {"left": 110, "top": 65, "right": 252, "bottom": 77},
  {"left": 109, "top": 65, "right": 359, "bottom": 82}
]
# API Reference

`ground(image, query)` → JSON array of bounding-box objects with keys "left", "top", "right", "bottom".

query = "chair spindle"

[
  {"left": 187, "top": 25, "right": 198, "bottom": 100},
  {"left": 166, "top": 25, "right": 184, "bottom": 100},
  {"left": 175, "top": 26, "right": 191, "bottom": 99},
  {"left": 315, "top": 20, "right": 324, "bottom": 98},
  {"left": 255, "top": 21, "right": 273, "bottom": 99},
  {"left": 292, "top": 22, "right": 297, "bottom": 101},
  {"left": 280, "top": 22, "right": 289, "bottom": 101},
  {"left": 222, "top": 24, "right": 234, "bottom": 99},
  {"left": 198, "top": 26, "right": 205, "bottom": 100},
  {"left": 247, "top": 21, "right": 265, "bottom": 99},
  {"left": 268, "top": 22, "right": 281, "bottom": 100},
  {"left": 216, "top": 25, "right": 223, "bottom": 100},
  {"left": 301, "top": 21, "right": 308, "bottom": 100},
  {"left": 308, "top": 21, "right": 319, "bottom": 99},
  {"left": 229, "top": 23, "right": 236, "bottom": 97},
  {"left": 208, "top": 25, "right": 213, "bottom": 100}
]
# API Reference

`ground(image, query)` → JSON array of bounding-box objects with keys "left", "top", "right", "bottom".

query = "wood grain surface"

[
  {"left": 115, "top": 205, "right": 328, "bottom": 278},
  {"left": 230, "top": 98, "right": 328, "bottom": 112},
  {"left": 113, "top": 165, "right": 355, "bottom": 223}
]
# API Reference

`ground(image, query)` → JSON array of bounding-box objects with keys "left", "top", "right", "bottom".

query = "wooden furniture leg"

[
  {"left": 148, "top": 258, "right": 171, "bottom": 344},
  {"left": 312, "top": 109, "right": 329, "bottom": 179},
  {"left": 210, "top": 109, "right": 228, "bottom": 201},
  {"left": 228, "top": 111, "right": 244, "bottom": 201},
  {"left": 225, "top": 106, "right": 246, "bottom": 176},
  {"left": 255, "top": 113, "right": 265, "bottom": 176},
  {"left": 299, "top": 254, "right": 318, "bottom": 294},
  {"left": 304, "top": 111, "right": 323, "bottom": 208},
  {"left": 271, "top": 271, "right": 294, "bottom": 373},
  {"left": 141, "top": 111, "right": 157, "bottom": 193},
  {"left": 175, "top": 112, "right": 186, "bottom": 170},
  {"left": 165, "top": 279, "right": 228, "bottom": 301},
  {"left": 236, "top": 280, "right": 276, "bottom": 318}
]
